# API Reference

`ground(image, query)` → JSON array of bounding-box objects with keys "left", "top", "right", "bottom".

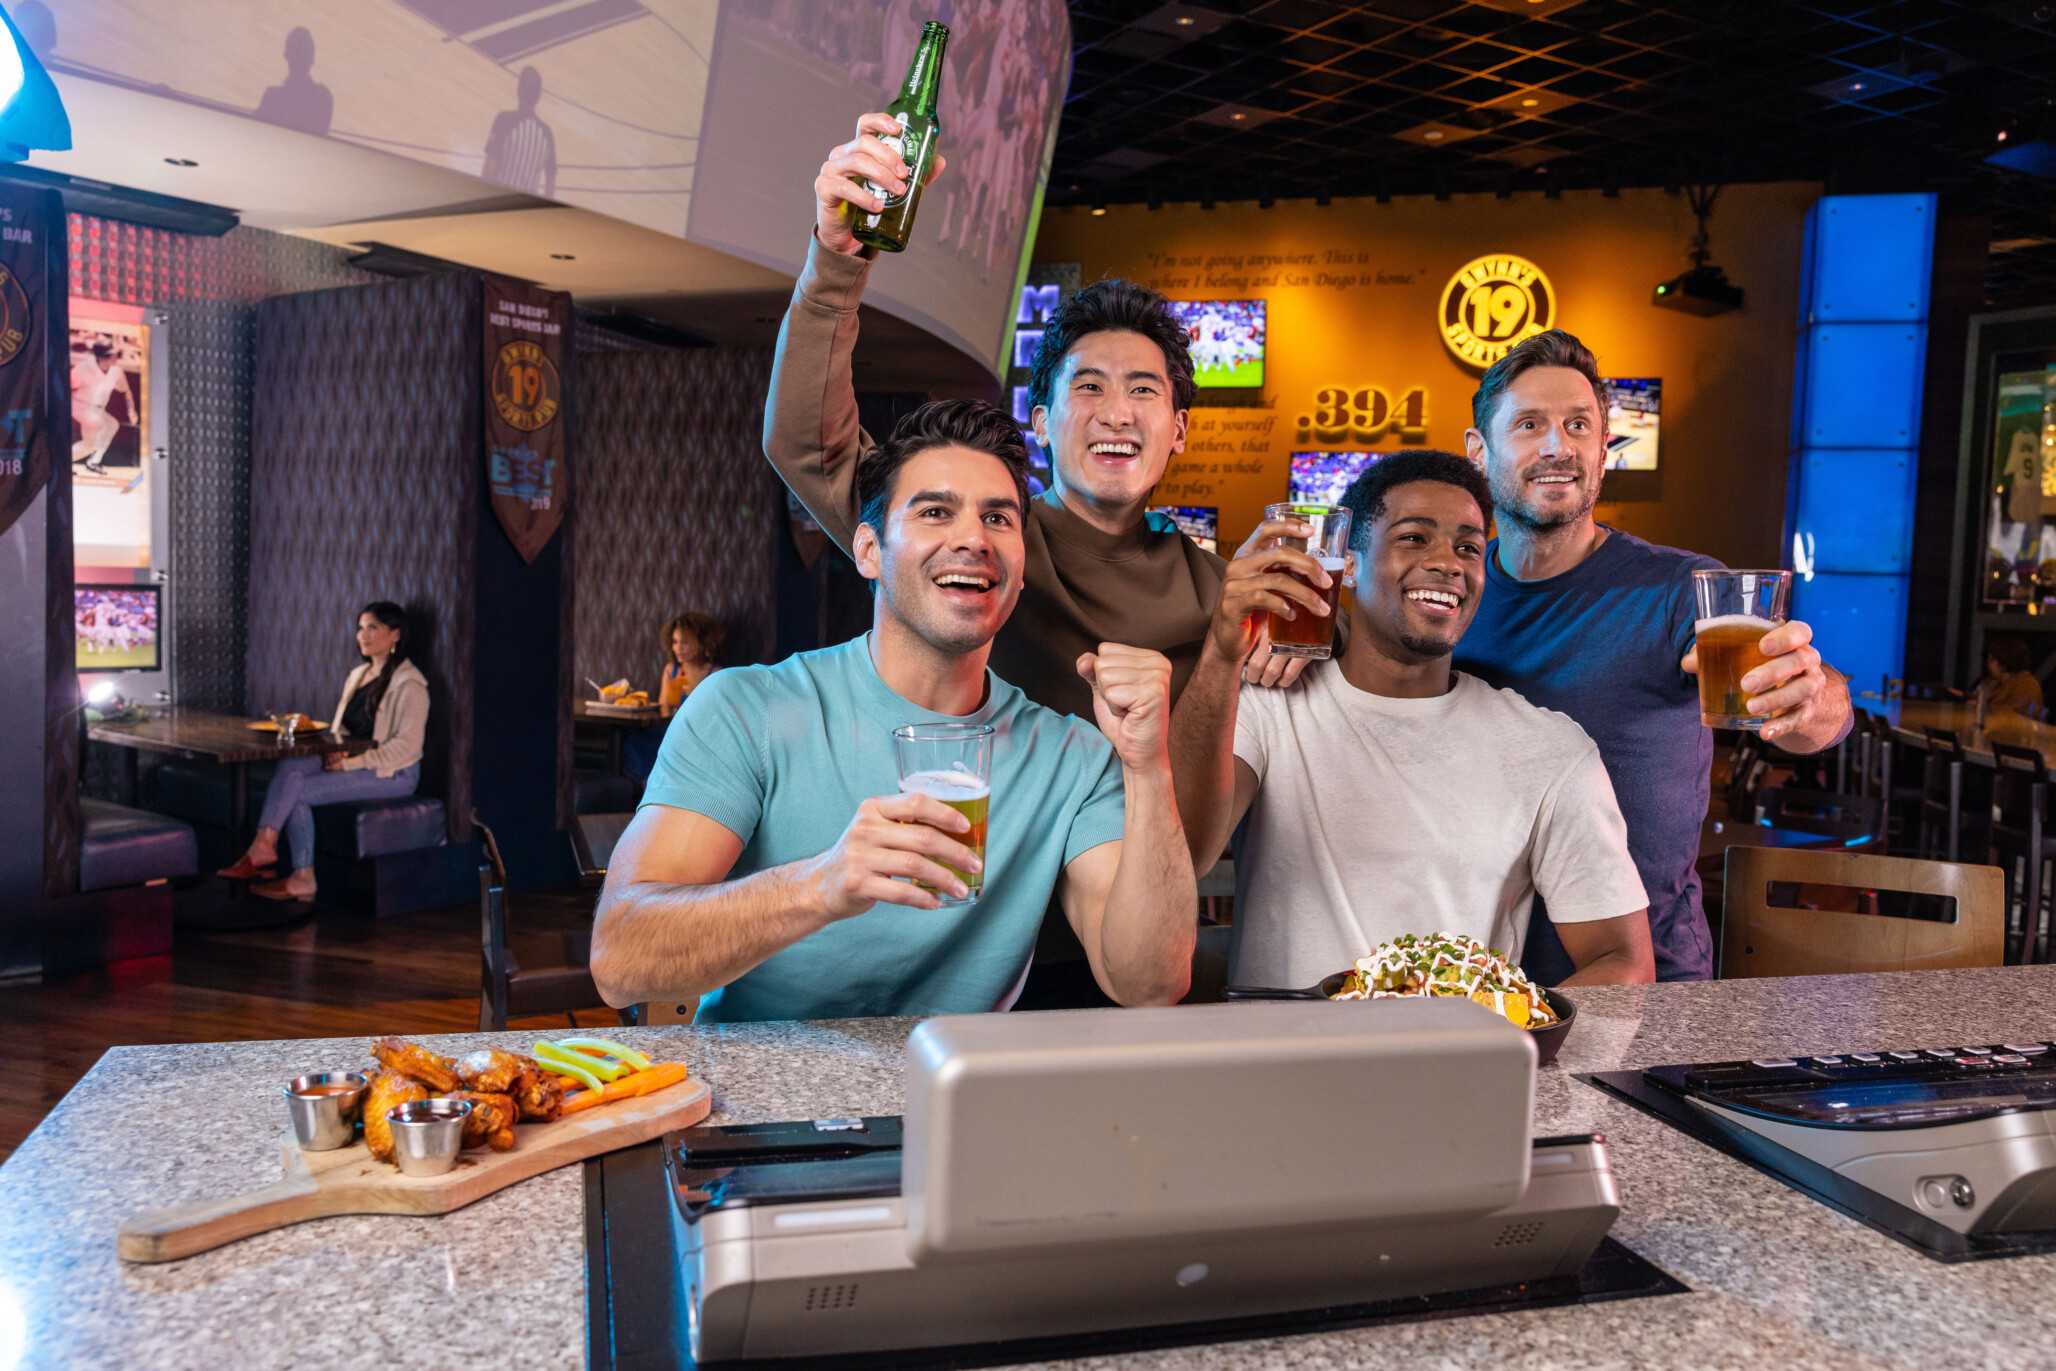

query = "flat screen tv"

[
  {"left": 1164, "top": 299, "right": 1265, "bottom": 391},
  {"left": 1604, "top": 377, "right": 1660, "bottom": 472},
  {"left": 1148, "top": 505, "right": 1218, "bottom": 554},
  {"left": 75, "top": 583, "right": 161, "bottom": 673},
  {"left": 1289, "top": 451, "right": 1384, "bottom": 506}
]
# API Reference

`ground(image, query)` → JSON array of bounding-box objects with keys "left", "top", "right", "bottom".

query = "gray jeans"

[{"left": 258, "top": 755, "right": 420, "bottom": 870}]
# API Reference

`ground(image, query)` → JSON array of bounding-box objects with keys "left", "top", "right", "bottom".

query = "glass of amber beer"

[
  {"left": 892, "top": 723, "right": 992, "bottom": 906},
  {"left": 1261, "top": 502, "right": 1353, "bottom": 660},
  {"left": 1691, "top": 569, "right": 1793, "bottom": 730}
]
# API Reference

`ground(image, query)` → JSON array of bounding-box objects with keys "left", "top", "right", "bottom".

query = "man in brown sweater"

[{"left": 765, "top": 114, "right": 1317, "bottom": 1005}]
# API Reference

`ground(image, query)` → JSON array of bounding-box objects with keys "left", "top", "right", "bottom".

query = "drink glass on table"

[
  {"left": 1260, "top": 502, "right": 1353, "bottom": 660},
  {"left": 1691, "top": 569, "right": 1793, "bottom": 730},
  {"left": 891, "top": 722, "right": 992, "bottom": 907}
]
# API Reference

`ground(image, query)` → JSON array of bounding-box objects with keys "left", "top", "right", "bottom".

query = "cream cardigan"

[{"left": 330, "top": 658, "right": 430, "bottom": 778}]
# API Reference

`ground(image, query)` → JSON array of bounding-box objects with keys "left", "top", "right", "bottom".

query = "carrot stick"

[{"left": 561, "top": 1062, "right": 687, "bottom": 1116}]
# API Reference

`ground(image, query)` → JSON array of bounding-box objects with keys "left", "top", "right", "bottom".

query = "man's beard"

[
  {"left": 1395, "top": 628, "right": 1456, "bottom": 659},
  {"left": 1486, "top": 453, "right": 1598, "bottom": 532}
]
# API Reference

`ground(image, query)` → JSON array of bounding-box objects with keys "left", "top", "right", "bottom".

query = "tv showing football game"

[
  {"left": 1604, "top": 377, "right": 1660, "bottom": 471},
  {"left": 76, "top": 584, "right": 162, "bottom": 673},
  {"left": 1289, "top": 451, "right": 1384, "bottom": 506},
  {"left": 1148, "top": 505, "right": 1218, "bottom": 554},
  {"left": 1165, "top": 300, "right": 1265, "bottom": 390}
]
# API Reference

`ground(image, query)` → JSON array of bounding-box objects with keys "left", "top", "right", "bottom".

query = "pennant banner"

[
  {"left": 483, "top": 274, "right": 570, "bottom": 563},
  {"left": 0, "top": 188, "right": 50, "bottom": 542}
]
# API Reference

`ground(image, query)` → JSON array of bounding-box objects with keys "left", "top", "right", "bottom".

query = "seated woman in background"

[
  {"left": 623, "top": 612, "right": 726, "bottom": 786},
  {"left": 1979, "top": 636, "right": 2046, "bottom": 719},
  {"left": 218, "top": 601, "right": 430, "bottom": 901},
  {"left": 659, "top": 611, "right": 726, "bottom": 717}
]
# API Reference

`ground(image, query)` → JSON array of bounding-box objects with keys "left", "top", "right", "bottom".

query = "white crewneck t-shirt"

[{"left": 1228, "top": 663, "right": 1647, "bottom": 989}]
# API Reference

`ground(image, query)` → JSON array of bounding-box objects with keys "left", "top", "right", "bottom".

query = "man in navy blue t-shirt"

[{"left": 1454, "top": 330, "right": 1853, "bottom": 982}]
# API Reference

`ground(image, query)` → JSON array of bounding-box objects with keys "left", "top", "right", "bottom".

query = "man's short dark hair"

[
  {"left": 855, "top": 399, "right": 1032, "bottom": 539},
  {"left": 1470, "top": 328, "right": 1611, "bottom": 435},
  {"left": 1991, "top": 635, "right": 2032, "bottom": 674},
  {"left": 1337, "top": 450, "right": 1493, "bottom": 555},
  {"left": 1026, "top": 279, "right": 1197, "bottom": 414}
]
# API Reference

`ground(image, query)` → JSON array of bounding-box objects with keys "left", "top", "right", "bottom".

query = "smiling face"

[
  {"left": 853, "top": 444, "right": 1027, "bottom": 658},
  {"left": 1033, "top": 329, "right": 1188, "bottom": 519},
  {"left": 356, "top": 612, "right": 401, "bottom": 661},
  {"left": 1470, "top": 365, "right": 1607, "bottom": 533},
  {"left": 1350, "top": 481, "right": 1487, "bottom": 662}
]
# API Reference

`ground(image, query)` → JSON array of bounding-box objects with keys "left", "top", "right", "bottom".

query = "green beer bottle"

[{"left": 853, "top": 20, "right": 948, "bottom": 254}]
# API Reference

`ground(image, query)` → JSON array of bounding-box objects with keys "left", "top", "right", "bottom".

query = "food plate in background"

[
  {"left": 581, "top": 700, "right": 660, "bottom": 717},
  {"left": 1223, "top": 977, "right": 1579, "bottom": 1066}
]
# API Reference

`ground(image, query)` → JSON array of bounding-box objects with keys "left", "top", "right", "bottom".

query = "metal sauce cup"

[
  {"left": 283, "top": 1071, "right": 370, "bottom": 1151},
  {"left": 387, "top": 1098, "right": 472, "bottom": 1177}
]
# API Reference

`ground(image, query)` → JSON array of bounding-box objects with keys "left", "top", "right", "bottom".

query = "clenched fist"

[
  {"left": 814, "top": 112, "right": 949, "bottom": 257},
  {"left": 1077, "top": 644, "right": 1174, "bottom": 772}
]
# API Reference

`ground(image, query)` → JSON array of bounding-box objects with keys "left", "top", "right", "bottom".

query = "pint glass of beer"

[
  {"left": 1260, "top": 502, "right": 1353, "bottom": 660},
  {"left": 892, "top": 722, "right": 992, "bottom": 906},
  {"left": 1691, "top": 569, "right": 1793, "bottom": 730}
]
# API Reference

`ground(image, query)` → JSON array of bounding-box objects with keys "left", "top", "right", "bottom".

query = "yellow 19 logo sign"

[
  {"left": 1296, "top": 384, "right": 1429, "bottom": 443},
  {"left": 1440, "top": 253, "right": 1555, "bottom": 368}
]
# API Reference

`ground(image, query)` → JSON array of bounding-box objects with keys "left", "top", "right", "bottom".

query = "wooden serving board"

[{"left": 117, "top": 1077, "right": 711, "bottom": 1263}]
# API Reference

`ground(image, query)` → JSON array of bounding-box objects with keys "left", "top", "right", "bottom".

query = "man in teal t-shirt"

[{"left": 591, "top": 400, "right": 1197, "bottom": 1023}]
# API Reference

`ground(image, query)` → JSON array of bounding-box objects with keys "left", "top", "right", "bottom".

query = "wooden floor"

[{"left": 0, "top": 890, "right": 618, "bottom": 1164}]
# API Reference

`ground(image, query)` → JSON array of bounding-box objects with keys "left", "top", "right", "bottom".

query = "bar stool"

[
  {"left": 1988, "top": 742, "right": 2055, "bottom": 964},
  {"left": 1917, "top": 728, "right": 1966, "bottom": 861},
  {"left": 1865, "top": 716, "right": 1927, "bottom": 854}
]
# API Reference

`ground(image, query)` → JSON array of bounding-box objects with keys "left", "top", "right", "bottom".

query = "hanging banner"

[
  {"left": 482, "top": 274, "right": 570, "bottom": 563},
  {"left": 0, "top": 187, "right": 51, "bottom": 543}
]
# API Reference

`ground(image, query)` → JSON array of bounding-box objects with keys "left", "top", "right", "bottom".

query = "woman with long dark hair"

[
  {"left": 219, "top": 601, "right": 431, "bottom": 901},
  {"left": 658, "top": 610, "right": 726, "bottom": 717}
]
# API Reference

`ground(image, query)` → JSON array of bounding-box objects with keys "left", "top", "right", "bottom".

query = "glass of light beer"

[
  {"left": 892, "top": 723, "right": 992, "bottom": 906},
  {"left": 1691, "top": 569, "right": 1793, "bottom": 730},
  {"left": 1260, "top": 502, "right": 1353, "bottom": 660}
]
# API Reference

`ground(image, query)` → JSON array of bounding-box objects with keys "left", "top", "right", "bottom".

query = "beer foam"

[
  {"left": 1316, "top": 555, "right": 1346, "bottom": 572},
  {"left": 1694, "top": 614, "right": 1779, "bottom": 633},
  {"left": 899, "top": 767, "right": 990, "bottom": 802}
]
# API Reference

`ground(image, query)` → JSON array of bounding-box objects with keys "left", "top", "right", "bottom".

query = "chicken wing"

[
  {"left": 363, "top": 1070, "right": 429, "bottom": 1163},
  {"left": 455, "top": 1048, "right": 527, "bottom": 1095},
  {"left": 371, "top": 1037, "right": 460, "bottom": 1093},
  {"left": 443, "top": 1091, "right": 518, "bottom": 1151},
  {"left": 513, "top": 1061, "right": 566, "bottom": 1123}
]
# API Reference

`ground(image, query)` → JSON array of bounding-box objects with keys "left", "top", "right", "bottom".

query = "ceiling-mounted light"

[
  {"left": 1521, "top": 98, "right": 1539, "bottom": 108},
  {"left": 0, "top": 4, "right": 70, "bottom": 162},
  {"left": 1090, "top": 204, "right": 1106, "bottom": 217},
  {"left": 1229, "top": 111, "right": 1247, "bottom": 122},
  {"left": 1175, "top": 14, "right": 1196, "bottom": 24},
  {"left": 1424, "top": 130, "right": 1445, "bottom": 141}
]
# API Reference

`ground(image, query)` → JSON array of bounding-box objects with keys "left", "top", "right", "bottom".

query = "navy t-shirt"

[{"left": 1453, "top": 527, "right": 1721, "bottom": 982}]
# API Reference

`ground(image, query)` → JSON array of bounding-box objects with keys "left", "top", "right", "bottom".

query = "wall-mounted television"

[
  {"left": 1289, "top": 451, "right": 1384, "bottom": 506},
  {"left": 1164, "top": 299, "right": 1265, "bottom": 393},
  {"left": 1604, "top": 377, "right": 1660, "bottom": 471},
  {"left": 76, "top": 583, "right": 162, "bottom": 673},
  {"left": 1148, "top": 505, "right": 1218, "bottom": 554}
]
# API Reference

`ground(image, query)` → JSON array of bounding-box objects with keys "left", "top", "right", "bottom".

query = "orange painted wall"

[{"left": 1030, "top": 182, "right": 1819, "bottom": 565}]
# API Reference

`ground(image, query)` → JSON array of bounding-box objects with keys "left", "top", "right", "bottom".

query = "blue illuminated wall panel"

[{"left": 1786, "top": 194, "right": 1935, "bottom": 695}]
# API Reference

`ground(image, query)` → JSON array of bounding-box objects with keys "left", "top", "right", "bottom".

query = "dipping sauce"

[{"left": 293, "top": 1083, "right": 361, "bottom": 1098}]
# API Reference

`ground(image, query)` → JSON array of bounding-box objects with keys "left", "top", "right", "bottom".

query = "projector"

[{"left": 1653, "top": 263, "right": 1744, "bottom": 316}]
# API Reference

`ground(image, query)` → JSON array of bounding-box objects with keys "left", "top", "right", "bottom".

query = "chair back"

[
  {"left": 1989, "top": 741, "right": 2049, "bottom": 844},
  {"left": 1720, "top": 846, "right": 2004, "bottom": 977},
  {"left": 472, "top": 810, "right": 512, "bottom": 1031},
  {"left": 570, "top": 812, "right": 633, "bottom": 886}
]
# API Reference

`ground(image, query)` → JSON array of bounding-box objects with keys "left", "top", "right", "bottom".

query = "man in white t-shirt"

[{"left": 1171, "top": 449, "right": 1655, "bottom": 990}]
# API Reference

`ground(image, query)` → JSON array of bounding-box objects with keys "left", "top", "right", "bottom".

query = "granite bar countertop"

[{"left": 6, "top": 968, "right": 2056, "bottom": 1369}]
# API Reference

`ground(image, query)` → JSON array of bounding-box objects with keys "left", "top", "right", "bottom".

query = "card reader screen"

[{"left": 1716, "top": 1066, "right": 2056, "bottom": 1128}]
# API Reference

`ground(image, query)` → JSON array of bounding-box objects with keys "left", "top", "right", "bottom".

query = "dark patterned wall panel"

[
  {"left": 248, "top": 276, "right": 479, "bottom": 839},
  {"left": 573, "top": 349, "right": 780, "bottom": 690},
  {"left": 67, "top": 214, "right": 376, "bottom": 712}
]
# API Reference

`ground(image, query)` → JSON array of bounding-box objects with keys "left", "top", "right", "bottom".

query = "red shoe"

[
  {"left": 250, "top": 875, "right": 316, "bottom": 902},
  {"left": 217, "top": 854, "right": 277, "bottom": 881}
]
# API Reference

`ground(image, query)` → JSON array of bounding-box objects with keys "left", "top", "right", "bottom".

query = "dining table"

[
  {"left": 87, "top": 706, "right": 371, "bottom": 836},
  {"left": 1871, "top": 697, "right": 2056, "bottom": 770},
  {"left": 572, "top": 699, "right": 664, "bottom": 776}
]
